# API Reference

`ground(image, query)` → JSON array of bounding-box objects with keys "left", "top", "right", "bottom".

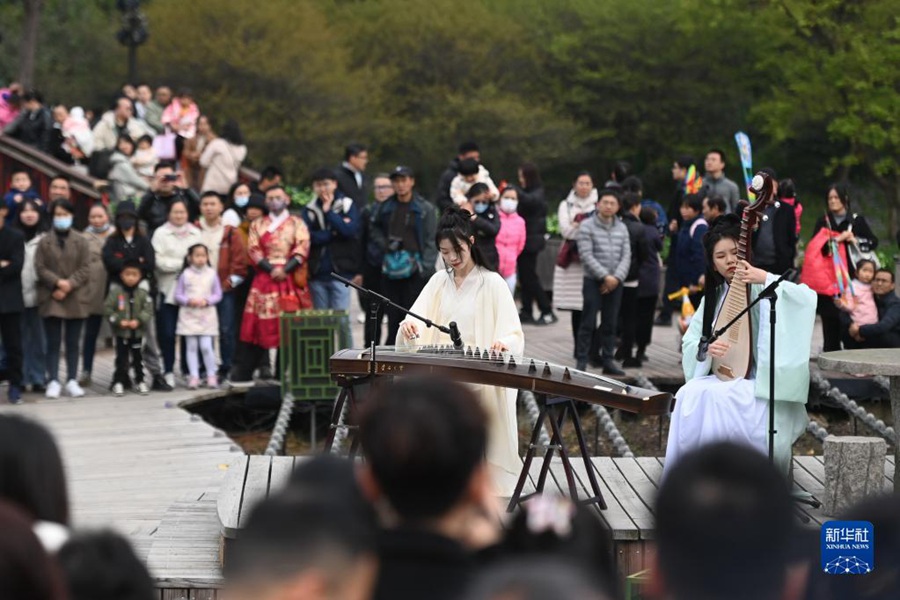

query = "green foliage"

[
  {"left": 752, "top": 0, "right": 900, "bottom": 234},
  {"left": 286, "top": 186, "right": 315, "bottom": 207},
  {"left": 0, "top": 0, "right": 898, "bottom": 242}
]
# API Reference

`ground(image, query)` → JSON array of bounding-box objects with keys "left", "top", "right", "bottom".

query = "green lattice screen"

[{"left": 279, "top": 310, "right": 344, "bottom": 401}]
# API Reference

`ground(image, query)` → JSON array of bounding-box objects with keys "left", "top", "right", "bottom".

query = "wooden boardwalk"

[
  {"left": 0, "top": 377, "right": 239, "bottom": 596},
  {"left": 219, "top": 453, "right": 896, "bottom": 582}
]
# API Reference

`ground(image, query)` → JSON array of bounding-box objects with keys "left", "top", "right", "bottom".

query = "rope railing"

[
  {"left": 263, "top": 392, "right": 295, "bottom": 456},
  {"left": 590, "top": 404, "right": 634, "bottom": 457},
  {"left": 806, "top": 419, "right": 829, "bottom": 443},
  {"left": 809, "top": 369, "right": 896, "bottom": 445},
  {"left": 328, "top": 395, "right": 351, "bottom": 455},
  {"left": 519, "top": 391, "right": 551, "bottom": 448}
]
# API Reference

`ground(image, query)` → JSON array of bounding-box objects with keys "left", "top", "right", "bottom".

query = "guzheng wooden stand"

[
  {"left": 324, "top": 347, "right": 672, "bottom": 512},
  {"left": 508, "top": 393, "right": 606, "bottom": 512}
]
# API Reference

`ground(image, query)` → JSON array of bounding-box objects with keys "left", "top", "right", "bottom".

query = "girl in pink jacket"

[{"left": 495, "top": 187, "right": 527, "bottom": 295}]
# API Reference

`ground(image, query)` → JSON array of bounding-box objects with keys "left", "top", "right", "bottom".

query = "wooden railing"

[
  {"left": 0, "top": 134, "right": 103, "bottom": 229},
  {"left": 0, "top": 134, "right": 260, "bottom": 229}
]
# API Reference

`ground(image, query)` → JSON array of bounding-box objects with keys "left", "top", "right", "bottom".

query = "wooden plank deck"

[{"left": 0, "top": 371, "right": 239, "bottom": 594}]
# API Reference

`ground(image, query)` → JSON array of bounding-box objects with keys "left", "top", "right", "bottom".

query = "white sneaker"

[
  {"left": 65, "top": 379, "right": 85, "bottom": 398},
  {"left": 164, "top": 372, "right": 176, "bottom": 388},
  {"left": 356, "top": 313, "right": 366, "bottom": 324},
  {"left": 136, "top": 382, "right": 150, "bottom": 395},
  {"left": 112, "top": 382, "right": 125, "bottom": 397},
  {"left": 46, "top": 380, "right": 62, "bottom": 399}
]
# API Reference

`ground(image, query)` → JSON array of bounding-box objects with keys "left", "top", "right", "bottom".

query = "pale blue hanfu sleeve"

[
  {"left": 751, "top": 273, "right": 817, "bottom": 477},
  {"left": 681, "top": 297, "right": 712, "bottom": 381},
  {"left": 752, "top": 274, "right": 818, "bottom": 404}
]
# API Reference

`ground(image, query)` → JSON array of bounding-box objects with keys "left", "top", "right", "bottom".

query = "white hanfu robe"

[
  {"left": 397, "top": 266, "right": 525, "bottom": 495},
  {"left": 664, "top": 273, "right": 816, "bottom": 478}
]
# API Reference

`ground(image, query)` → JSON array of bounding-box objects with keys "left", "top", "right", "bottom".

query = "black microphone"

[
  {"left": 448, "top": 321, "right": 463, "bottom": 350},
  {"left": 696, "top": 336, "right": 710, "bottom": 362}
]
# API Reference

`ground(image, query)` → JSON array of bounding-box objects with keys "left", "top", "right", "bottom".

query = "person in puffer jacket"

[
  {"left": 574, "top": 188, "right": 631, "bottom": 376},
  {"left": 494, "top": 186, "right": 526, "bottom": 296}
]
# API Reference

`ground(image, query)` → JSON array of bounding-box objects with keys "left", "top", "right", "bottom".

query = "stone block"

[{"left": 823, "top": 435, "right": 886, "bottom": 516}]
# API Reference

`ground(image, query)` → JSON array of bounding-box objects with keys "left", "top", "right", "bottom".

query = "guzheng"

[{"left": 330, "top": 346, "right": 671, "bottom": 414}]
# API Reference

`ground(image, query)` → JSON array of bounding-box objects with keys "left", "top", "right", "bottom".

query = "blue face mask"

[
  {"left": 473, "top": 202, "right": 489, "bottom": 214},
  {"left": 234, "top": 195, "right": 250, "bottom": 208},
  {"left": 53, "top": 216, "right": 73, "bottom": 231}
]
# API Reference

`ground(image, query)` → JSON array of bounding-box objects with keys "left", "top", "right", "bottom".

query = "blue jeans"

[
  {"left": 309, "top": 277, "right": 353, "bottom": 349},
  {"left": 82, "top": 314, "right": 103, "bottom": 374},
  {"left": 217, "top": 291, "right": 236, "bottom": 374},
  {"left": 21, "top": 307, "right": 46, "bottom": 386},
  {"left": 45, "top": 317, "right": 84, "bottom": 383},
  {"left": 156, "top": 299, "right": 180, "bottom": 374}
]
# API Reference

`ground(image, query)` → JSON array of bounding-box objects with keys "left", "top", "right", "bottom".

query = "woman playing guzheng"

[
  {"left": 398, "top": 208, "right": 524, "bottom": 495},
  {"left": 664, "top": 212, "right": 816, "bottom": 478}
]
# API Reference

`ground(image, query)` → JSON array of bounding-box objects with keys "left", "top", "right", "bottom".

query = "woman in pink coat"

[{"left": 495, "top": 186, "right": 527, "bottom": 295}]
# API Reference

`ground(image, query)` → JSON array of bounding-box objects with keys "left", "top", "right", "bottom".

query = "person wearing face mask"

[
  {"left": 460, "top": 182, "right": 500, "bottom": 273},
  {"left": 102, "top": 201, "right": 172, "bottom": 392},
  {"left": 79, "top": 204, "right": 115, "bottom": 388},
  {"left": 494, "top": 187, "right": 526, "bottom": 296},
  {"left": 15, "top": 199, "right": 47, "bottom": 395},
  {"left": 34, "top": 200, "right": 92, "bottom": 399},
  {"left": 225, "top": 181, "right": 250, "bottom": 228},
  {"left": 229, "top": 185, "right": 310, "bottom": 386}
]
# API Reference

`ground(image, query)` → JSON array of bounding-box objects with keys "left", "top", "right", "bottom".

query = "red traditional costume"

[{"left": 240, "top": 213, "right": 311, "bottom": 349}]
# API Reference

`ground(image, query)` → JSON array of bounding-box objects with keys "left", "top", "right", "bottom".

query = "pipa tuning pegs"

[{"left": 542, "top": 362, "right": 551, "bottom": 377}]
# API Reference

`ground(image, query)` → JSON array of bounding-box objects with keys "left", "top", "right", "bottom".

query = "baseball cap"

[{"left": 389, "top": 165, "right": 414, "bottom": 179}]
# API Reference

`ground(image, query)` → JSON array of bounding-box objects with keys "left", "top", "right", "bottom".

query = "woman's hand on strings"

[
  {"left": 733, "top": 260, "right": 767, "bottom": 285},
  {"left": 490, "top": 341, "right": 508, "bottom": 352},
  {"left": 400, "top": 321, "right": 419, "bottom": 341},
  {"left": 707, "top": 339, "right": 731, "bottom": 358}
]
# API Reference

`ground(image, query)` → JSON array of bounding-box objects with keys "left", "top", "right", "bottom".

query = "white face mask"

[{"left": 500, "top": 198, "right": 518, "bottom": 214}]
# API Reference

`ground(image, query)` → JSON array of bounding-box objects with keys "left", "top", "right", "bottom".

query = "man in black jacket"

[
  {"left": 751, "top": 168, "right": 797, "bottom": 276},
  {"left": 2, "top": 89, "right": 53, "bottom": 153},
  {"left": 434, "top": 141, "right": 480, "bottom": 214},
  {"left": 369, "top": 166, "right": 437, "bottom": 344},
  {"left": 137, "top": 162, "right": 200, "bottom": 236},
  {"left": 335, "top": 143, "right": 369, "bottom": 207},
  {"left": 0, "top": 201, "right": 24, "bottom": 403},
  {"left": 358, "top": 378, "right": 494, "bottom": 600},
  {"left": 849, "top": 269, "right": 900, "bottom": 349},
  {"left": 302, "top": 168, "right": 362, "bottom": 350},
  {"left": 618, "top": 193, "right": 651, "bottom": 367}
]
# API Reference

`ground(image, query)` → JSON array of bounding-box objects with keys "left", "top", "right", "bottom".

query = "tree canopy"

[{"left": 1, "top": 0, "right": 898, "bottom": 241}]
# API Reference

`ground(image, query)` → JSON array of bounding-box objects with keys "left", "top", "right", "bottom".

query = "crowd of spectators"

[
  {"left": 2, "top": 377, "right": 897, "bottom": 600},
  {"left": 0, "top": 79, "right": 897, "bottom": 405}
]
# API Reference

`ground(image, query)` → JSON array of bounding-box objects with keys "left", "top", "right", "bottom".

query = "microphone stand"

[
  {"left": 695, "top": 269, "right": 820, "bottom": 516},
  {"left": 330, "top": 273, "right": 461, "bottom": 375},
  {"left": 695, "top": 269, "right": 792, "bottom": 466}
]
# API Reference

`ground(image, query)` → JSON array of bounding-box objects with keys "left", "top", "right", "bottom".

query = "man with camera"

[
  {"left": 301, "top": 168, "right": 362, "bottom": 350},
  {"left": 137, "top": 161, "right": 201, "bottom": 236},
  {"left": 369, "top": 166, "right": 437, "bottom": 344}
]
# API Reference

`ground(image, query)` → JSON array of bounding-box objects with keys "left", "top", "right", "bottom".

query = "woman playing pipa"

[{"left": 664, "top": 174, "right": 816, "bottom": 477}]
